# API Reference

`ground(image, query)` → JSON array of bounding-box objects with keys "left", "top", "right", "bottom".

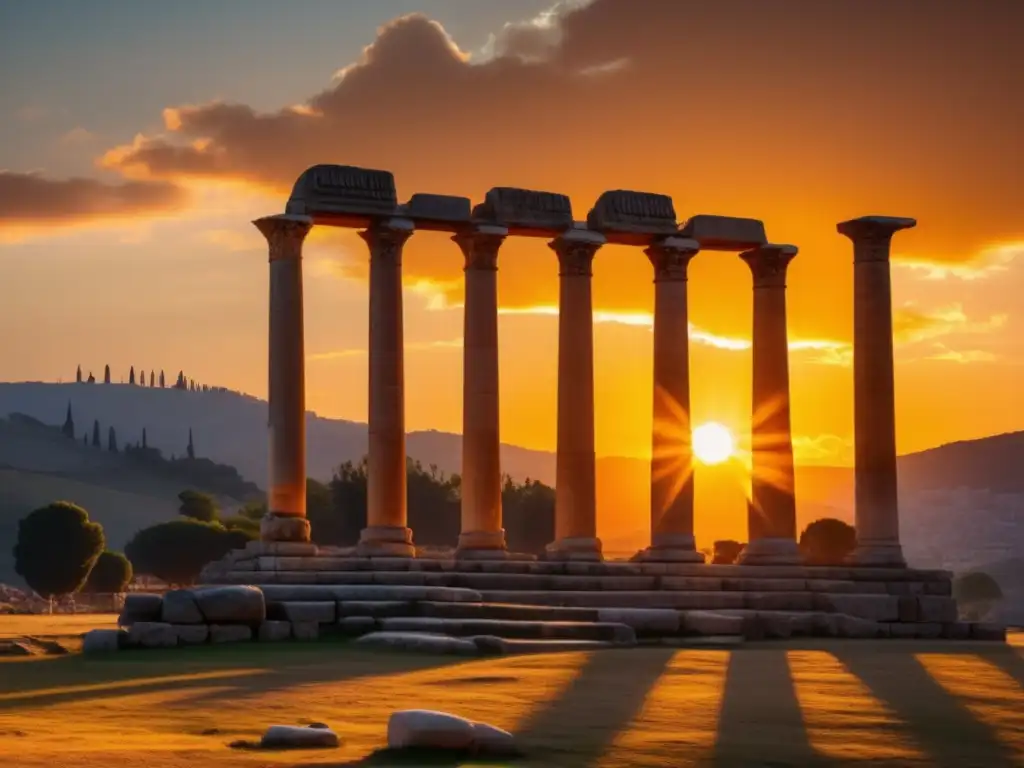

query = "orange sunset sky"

[{"left": 2, "top": 0, "right": 1023, "bottom": 471}]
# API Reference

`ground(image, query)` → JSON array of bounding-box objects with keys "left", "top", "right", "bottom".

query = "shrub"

[
  {"left": 712, "top": 540, "right": 744, "bottom": 565},
  {"left": 125, "top": 519, "right": 253, "bottom": 586},
  {"left": 13, "top": 501, "right": 105, "bottom": 603},
  {"left": 178, "top": 489, "right": 219, "bottom": 522},
  {"left": 799, "top": 518, "right": 856, "bottom": 565},
  {"left": 84, "top": 550, "right": 133, "bottom": 594}
]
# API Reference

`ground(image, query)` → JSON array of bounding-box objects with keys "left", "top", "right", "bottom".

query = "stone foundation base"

[
  {"left": 457, "top": 529, "right": 507, "bottom": 554},
  {"left": 545, "top": 536, "right": 603, "bottom": 562},
  {"left": 850, "top": 541, "right": 906, "bottom": 568},
  {"left": 357, "top": 525, "right": 415, "bottom": 557},
  {"left": 260, "top": 513, "right": 310, "bottom": 543},
  {"left": 738, "top": 538, "right": 802, "bottom": 565}
]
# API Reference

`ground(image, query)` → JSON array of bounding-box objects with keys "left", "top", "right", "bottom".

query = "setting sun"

[{"left": 692, "top": 422, "right": 735, "bottom": 465}]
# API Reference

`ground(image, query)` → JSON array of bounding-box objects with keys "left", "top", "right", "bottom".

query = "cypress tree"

[
  {"left": 129, "top": 366, "right": 135, "bottom": 385},
  {"left": 91, "top": 420, "right": 100, "bottom": 447},
  {"left": 159, "top": 370, "right": 166, "bottom": 388},
  {"left": 76, "top": 365, "right": 82, "bottom": 383},
  {"left": 186, "top": 428, "right": 195, "bottom": 460},
  {"left": 62, "top": 401, "right": 75, "bottom": 439},
  {"left": 149, "top": 371, "right": 155, "bottom": 387},
  {"left": 142, "top": 427, "right": 148, "bottom": 449},
  {"left": 103, "top": 365, "right": 111, "bottom": 384},
  {"left": 108, "top": 426, "right": 118, "bottom": 453}
]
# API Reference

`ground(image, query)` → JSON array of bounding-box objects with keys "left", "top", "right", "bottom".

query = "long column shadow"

[
  {"left": 984, "top": 645, "right": 1024, "bottom": 689},
  {"left": 711, "top": 648, "right": 830, "bottom": 768},
  {"left": 833, "top": 647, "right": 1019, "bottom": 768},
  {"left": 510, "top": 647, "right": 676, "bottom": 767}
]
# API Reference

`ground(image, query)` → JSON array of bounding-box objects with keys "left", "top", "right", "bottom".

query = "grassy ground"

[{"left": 0, "top": 617, "right": 1021, "bottom": 767}]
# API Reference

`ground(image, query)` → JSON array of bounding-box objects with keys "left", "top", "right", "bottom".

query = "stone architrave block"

[
  {"left": 127, "top": 621, "right": 178, "bottom": 649},
  {"left": 162, "top": 589, "right": 204, "bottom": 624},
  {"left": 586, "top": 190, "right": 677, "bottom": 244},
  {"left": 258, "top": 620, "right": 292, "bottom": 642},
  {"left": 209, "top": 624, "right": 252, "bottom": 644},
  {"left": 172, "top": 624, "right": 209, "bottom": 644},
  {"left": 193, "top": 585, "right": 265, "bottom": 623},
  {"left": 678, "top": 214, "right": 767, "bottom": 251},
  {"left": 286, "top": 164, "right": 397, "bottom": 223},
  {"left": 403, "top": 193, "right": 472, "bottom": 231},
  {"left": 472, "top": 187, "right": 573, "bottom": 235},
  {"left": 118, "top": 593, "right": 164, "bottom": 626}
]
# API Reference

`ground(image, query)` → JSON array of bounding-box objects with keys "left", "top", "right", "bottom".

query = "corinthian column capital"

[
  {"left": 645, "top": 236, "right": 701, "bottom": 282},
  {"left": 453, "top": 224, "right": 508, "bottom": 271},
  {"left": 740, "top": 244, "right": 798, "bottom": 288},
  {"left": 549, "top": 230, "right": 606, "bottom": 276},
  {"left": 360, "top": 217, "right": 415, "bottom": 265},
  {"left": 253, "top": 214, "right": 313, "bottom": 261}
]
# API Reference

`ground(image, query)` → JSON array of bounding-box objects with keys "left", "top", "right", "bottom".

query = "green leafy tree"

[
  {"left": 712, "top": 539, "right": 745, "bottom": 565},
  {"left": 84, "top": 550, "right": 133, "bottom": 593},
  {"left": 178, "top": 489, "right": 219, "bottom": 522},
  {"left": 13, "top": 502, "right": 105, "bottom": 609},
  {"left": 125, "top": 519, "right": 253, "bottom": 585},
  {"left": 799, "top": 518, "right": 857, "bottom": 565}
]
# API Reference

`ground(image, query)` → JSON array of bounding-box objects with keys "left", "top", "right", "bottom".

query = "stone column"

[
  {"left": 640, "top": 237, "right": 705, "bottom": 562},
  {"left": 738, "top": 244, "right": 802, "bottom": 565},
  {"left": 358, "top": 217, "right": 416, "bottom": 557},
  {"left": 548, "top": 229, "right": 606, "bottom": 560},
  {"left": 838, "top": 216, "right": 916, "bottom": 567},
  {"left": 253, "top": 214, "right": 313, "bottom": 542},
  {"left": 454, "top": 225, "right": 509, "bottom": 557}
]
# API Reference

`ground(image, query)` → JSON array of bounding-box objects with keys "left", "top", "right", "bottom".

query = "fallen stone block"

[
  {"left": 258, "top": 620, "right": 292, "bottom": 642},
  {"left": 388, "top": 709, "right": 476, "bottom": 751},
  {"left": 354, "top": 631, "right": 478, "bottom": 655},
  {"left": 259, "top": 724, "right": 339, "bottom": 749},
  {"left": 172, "top": 624, "right": 209, "bottom": 644},
  {"left": 82, "top": 629, "right": 126, "bottom": 654},
  {"left": 292, "top": 621, "right": 319, "bottom": 641},
  {"left": 194, "top": 586, "right": 265, "bottom": 623},
  {"left": 127, "top": 621, "right": 178, "bottom": 649},
  {"left": 209, "top": 624, "right": 252, "bottom": 644},
  {"left": 162, "top": 590, "right": 204, "bottom": 624},
  {"left": 118, "top": 593, "right": 163, "bottom": 626}
]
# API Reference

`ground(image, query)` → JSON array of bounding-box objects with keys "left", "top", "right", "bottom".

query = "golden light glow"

[{"left": 692, "top": 422, "right": 735, "bottom": 465}]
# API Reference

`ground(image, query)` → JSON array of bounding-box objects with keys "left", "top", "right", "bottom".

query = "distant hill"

[
  {"left": 0, "top": 410, "right": 260, "bottom": 586},
  {"left": 0, "top": 382, "right": 1021, "bottom": 599}
]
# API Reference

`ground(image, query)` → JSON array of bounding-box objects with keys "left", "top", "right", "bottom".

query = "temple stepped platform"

[{"left": 182, "top": 543, "right": 1008, "bottom": 646}]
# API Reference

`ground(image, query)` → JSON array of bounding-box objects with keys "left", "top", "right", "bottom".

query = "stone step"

[
  {"left": 371, "top": 616, "right": 637, "bottom": 644},
  {"left": 259, "top": 584, "right": 482, "bottom": 603},
  {"left": 481, "top": 638, "right": 618, "bottom": 654},
  {"left": 222, "top": 568, "right": 950, "bottom": 596}
]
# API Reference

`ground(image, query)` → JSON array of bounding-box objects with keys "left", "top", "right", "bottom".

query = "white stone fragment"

[
  {"left": 387, "top": 710, "right": 476, "bottom": 751},
  {"left": 354, "top": 631, "right": 478, "bottom": 655}
]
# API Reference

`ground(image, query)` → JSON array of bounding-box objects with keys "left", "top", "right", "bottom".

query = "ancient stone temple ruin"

[{"left": 186, "top": 164, "right": 1005, "bottom": 648}]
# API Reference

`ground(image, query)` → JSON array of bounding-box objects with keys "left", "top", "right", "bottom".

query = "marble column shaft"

[
  {"left": 549, "top": 231, "right": 605, "bottom": 560},
  {"left": 254, "top": 214, "right": 313, "bottom": 543},
  {"left": 644, "top": 237, "right": 704, "bottom": 561},
  {"left": 839, "top": 216, "right": 916, "bottom": 567},
  {"left": 455, "top": 225, "right": 509, "bottom": 554},
  {"left": 360, "top": 217, "right": 416, "bottom": 557},
  {"left": 738, "top": 244, "right": 801, "bottom": 564}
]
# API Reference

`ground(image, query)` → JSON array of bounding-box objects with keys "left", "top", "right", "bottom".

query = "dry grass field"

[{"left": 0, "top": 616, "right": 1021, "bottom": 767}]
